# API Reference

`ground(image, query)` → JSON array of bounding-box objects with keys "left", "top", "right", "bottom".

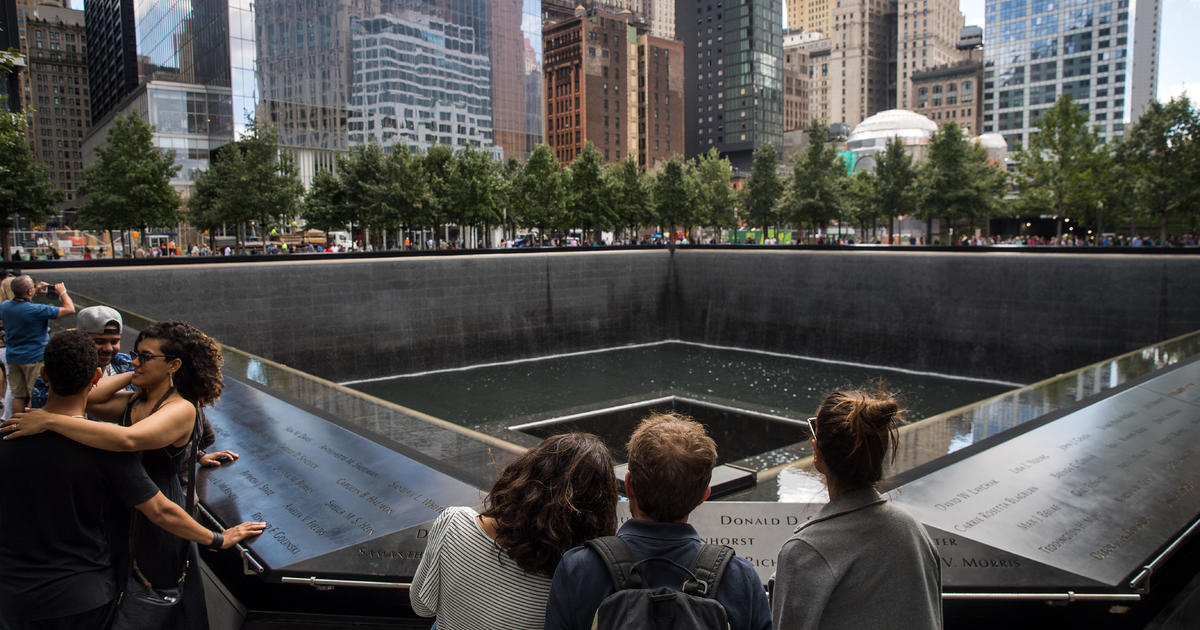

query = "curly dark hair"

[
  {"left": 44, "top": 330, "right": 98, "bottom": 396},
  {"left": 480, "top": 433, "right": 619, "bottom": 576},
  {"left": 136, "top": 321, "right": 224, "bottom": 407}
]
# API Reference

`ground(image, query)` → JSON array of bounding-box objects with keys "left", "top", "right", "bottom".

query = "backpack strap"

[
  {"left": 683, "top": 544, "right": 735, "bottom": 598},
  {"left": 585, "top": 536, "right": 644, "bottom": 590}
]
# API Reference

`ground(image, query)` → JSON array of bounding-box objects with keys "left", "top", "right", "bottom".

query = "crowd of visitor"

[{"left": 0, "top": 272, "right": 941, "bottom": 629}]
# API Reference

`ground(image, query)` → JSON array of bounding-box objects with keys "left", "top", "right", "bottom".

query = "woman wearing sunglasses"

[
  {"left": 772, "top": 390, "right": 942, "bottom": 630},
  {"left": 2, "top": 320, "right": 244, "bottom": 630}
]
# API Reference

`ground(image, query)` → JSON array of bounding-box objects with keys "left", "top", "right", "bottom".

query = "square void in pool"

[{"left": 509, "top": 396, "right": 812, "bottom": 464}]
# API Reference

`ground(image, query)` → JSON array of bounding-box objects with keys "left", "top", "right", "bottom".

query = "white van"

[{"left": 328, "top": 231, "right": 354, "bottom": 250}]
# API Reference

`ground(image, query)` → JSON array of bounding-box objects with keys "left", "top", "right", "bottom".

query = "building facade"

[
  {"left": 782, "top": 30, "right": 812, "bottom": 131},
  {"left": 84, "top": 0, "right": 545, "bottom": 195},
  {"left": 19, "top": 4, "right": 89, "bottom": 211},
  {"left": 828, "top": 0, "right": 896, "bottom": 128},
  {"left": 543, "top": 10, "right": 632, "bottom": 165},
  {"left": 983, "top": 0, "right": 1159, "bottom": 150},
  {"left": 676, "top": 0, "right": 783, "bottom": 172},
  {"left": 84, "top": 0, "right": 136, "bottom": 126},
  {"left": 348, "top": 11, "right": 497, "bottom": 156},
  {"left": 786, "top": 0, "right": 833, "bottom": 36},
  {"left": 636, "top": 33, "right": 683, "bottom": 171},
  {"left": 896, "top": 0, "right": 966, "bottom": 111},
  {"left": 911, "top": 59, "right": 983, "bottom": 134}
]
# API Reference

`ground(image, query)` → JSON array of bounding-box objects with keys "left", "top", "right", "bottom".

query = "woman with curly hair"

[
  {"left": 3, "top": 321, "right": 236, "bottom": 630},
  {"left": 410, "top": 433, "right": 619, "bottom": 629}
]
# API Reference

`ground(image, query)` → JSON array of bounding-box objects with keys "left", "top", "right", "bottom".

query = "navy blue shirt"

[{"left": 546, "top": 518, "right": 772, "bottom": 630}]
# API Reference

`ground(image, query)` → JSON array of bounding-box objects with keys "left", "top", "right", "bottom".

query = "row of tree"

[
  {"left": 1012, "top": 95, "right": 1200, "bottom": 242},
  {"left": 3, "top": 61, "right": 1198, "bottom": 255},
  {"left": 294, "top": 141, "right": 745, "bottom": 247}
]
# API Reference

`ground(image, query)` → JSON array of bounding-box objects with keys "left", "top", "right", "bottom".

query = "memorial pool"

[{"left": 346, "top": 342, "right": 1013, "bottom": 469}]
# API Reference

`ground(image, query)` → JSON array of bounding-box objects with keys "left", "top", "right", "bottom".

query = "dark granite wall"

[
  {"left": 36, "top": 250, "right": 1200, "bottom": 383},
  {"left": 37, "top": 252, "right": 672, "bottom": 382},
  {"left": 670, "top": 250, "right": 1200, "bottom": 382}
]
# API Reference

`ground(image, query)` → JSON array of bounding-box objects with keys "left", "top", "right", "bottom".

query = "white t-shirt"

[{"left": 410, "top": 506, "right": 552, "bottom": 630}]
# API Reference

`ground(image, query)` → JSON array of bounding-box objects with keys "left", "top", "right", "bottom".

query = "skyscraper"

[
  {"left": 787, "top": 0, "right": 834, "bottom": 36},
  {"left": 896, "top": 0, "right": 967, "bottom": 112},
  {"left": 84, "top": 0, "right": 545, "bottom": 194},
  {"left": 676, "top": 0, "right": 783, "bottom": 172},
  {"left": 827, "top": 0, "right": 895, "bottom": 128},
  {"left": 982, "top": 0, "right": 1160, "bottom": 150},
  {"left": 19, "top": 3, "right": 89, "bottom": 211}
]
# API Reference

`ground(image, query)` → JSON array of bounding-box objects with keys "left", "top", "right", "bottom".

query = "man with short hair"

[
  {"left": 0, "top": 331, "right": 265, "bottom": 629},
  {"left": 29, "top": 305, "right": 134, "bottom": 409},
  {"left": 545, "top": 413, "right": 772, "bottom": 630},
  {"left": 0, "top": 275, "right": 74, "bottom": 412}
]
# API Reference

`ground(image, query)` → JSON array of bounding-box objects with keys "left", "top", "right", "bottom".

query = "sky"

[
  {"left": 68, "top": 0, "right": 1198, "bottom": 104},
  {"left": 959, "top": 0, "right": 1200, "bottom": 103}
]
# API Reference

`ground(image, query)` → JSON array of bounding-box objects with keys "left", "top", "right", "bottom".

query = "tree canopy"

[{"left": 78, "top": 111, "right": 181, "bottom": 247}]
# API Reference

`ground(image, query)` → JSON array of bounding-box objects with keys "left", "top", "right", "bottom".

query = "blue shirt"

[
  {"left": 0, "top": 299, "right": 59, "bottom": 364},
  {"left": 546, "top": 519, "right": 772, "bottom": 630}
]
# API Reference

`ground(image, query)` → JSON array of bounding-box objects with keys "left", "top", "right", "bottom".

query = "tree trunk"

[
  {"left": 1160, "top": 214, "right": 1168, "bottom": 245},
  {"left": 1, "top": 221, "right": 10, "bottom": 262}
]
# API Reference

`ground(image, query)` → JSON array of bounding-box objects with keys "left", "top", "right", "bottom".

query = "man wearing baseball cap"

[{"left": 29, "top": 305, "right": 133, "bottom": 409}]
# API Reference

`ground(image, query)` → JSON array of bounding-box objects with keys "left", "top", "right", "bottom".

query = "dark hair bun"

[{"left": 860, "top": 398, "right": 900, "bottom": 429}]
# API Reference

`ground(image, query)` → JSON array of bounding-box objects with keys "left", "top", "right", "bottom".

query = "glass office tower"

[
  {"left": 85, "top": 0, "right": 544, "bottom": 191},
  {"left": 982, "top": 0, "right": 1160, "bottom": 151},
  {"left": 676, "top": 0, "right": 784, "bottom": 173}
]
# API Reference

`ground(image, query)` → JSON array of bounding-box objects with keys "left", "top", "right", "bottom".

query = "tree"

[
  {"left": 652, "top": 156, "right": 693, "bottom": 241},
  {"left": 567, "top": 143, "right": 614, "bottom": 241},
  {"left": 1119, "top": 96, "right": 1200, "bottom": 243},
  {"left": 605, "top": 158, "right": 652, "bottom": 241},
  {"left": 188, "top": 118, "right": 302, "bottom": 249},
  {"left": 743, "top": 143, "right": 783, "bottom": 241},
  {"left": 920, "top": 120, "right": 1006, "bottom": 243},
  {"left": 1012, "top": 96, "right": 1106, "bottom": 240},
  {"left": 845, "top": 171, "right": 879, "bottom": 241},
  {"left": 300, "top": 168, "right": 347, "bottom": 233},
  {"left": 379, "top": 145, "right": 429, "bottom": 247},
  {"left": 511, "top": 144, "right": 565, "bottom": 244},
  {"left": 0, "top": 108, "right": 63, "bottom": 259},
  {"left": 692, "top": 148, "right": 737, "bottom": 241},
  {"left": 445, "top": 146, "right": 501, "bottom": 248},
  {"left": 423, "top": 144, "right": 456, "bottom": 243},
  {"left": 781, "top": 123, "right": 847, "bottom": 241},
  {"left": 872, "top": 135, "right": 921, "bottom": 243},
  {"left": 78, "top": 111, "right": 181, "bottom": 253}
]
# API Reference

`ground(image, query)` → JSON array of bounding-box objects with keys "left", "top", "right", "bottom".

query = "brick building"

[{"left": 911, "top": 59, "right": 982, "bottom": 134}]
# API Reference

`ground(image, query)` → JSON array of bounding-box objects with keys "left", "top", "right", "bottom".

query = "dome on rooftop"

[
  {"left": 848, "top": 109, "right": 937, "bottom": 145},
  {"left": 846, "top": 110, "right": 938, "bottom": 173}
]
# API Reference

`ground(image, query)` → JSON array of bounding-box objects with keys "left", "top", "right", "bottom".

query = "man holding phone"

[{"left": 0, "top": 275, "right": 74, "bottom": 412}]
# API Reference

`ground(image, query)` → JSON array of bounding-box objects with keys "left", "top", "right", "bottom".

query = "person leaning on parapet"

[
  {"left": 545, "top": 413, "right": 772, "bottom": 630},
  {"left": 771, "top": 390, "right": 942, "bottom": 630},
  {"left": 0, "top": 331, "right": 265, "bottom": 630},
  {"left": 29, "top": 305, "right": 135, "bottom": 410},
  {"left": 0, "top": 275, "right": 75, "bottom": 412},
  {"left": 410, "top": 433, "right": 620, "bottom": 629}
]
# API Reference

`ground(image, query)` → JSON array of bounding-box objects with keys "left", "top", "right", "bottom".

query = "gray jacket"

[{"left": 772, "top": 487, "right": 942, "bottom": 630}]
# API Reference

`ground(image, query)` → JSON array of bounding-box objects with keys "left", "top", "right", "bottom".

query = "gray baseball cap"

[{"left": 76, "top": 306, "right": 123, "bottom": 335}]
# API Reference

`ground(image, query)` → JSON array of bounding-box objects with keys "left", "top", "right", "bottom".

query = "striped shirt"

[{"left": 410, "top": 506, "right": 553, "bottom": 630}]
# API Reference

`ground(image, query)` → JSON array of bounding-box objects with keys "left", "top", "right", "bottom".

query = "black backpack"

[{"left": 585, "top": 536, "right": 735, "bottom": 630}]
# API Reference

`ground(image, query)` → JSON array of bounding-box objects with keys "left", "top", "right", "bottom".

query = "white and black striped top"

[{"left": 410, "top": 506, "right": 553, "bottom": 630}]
